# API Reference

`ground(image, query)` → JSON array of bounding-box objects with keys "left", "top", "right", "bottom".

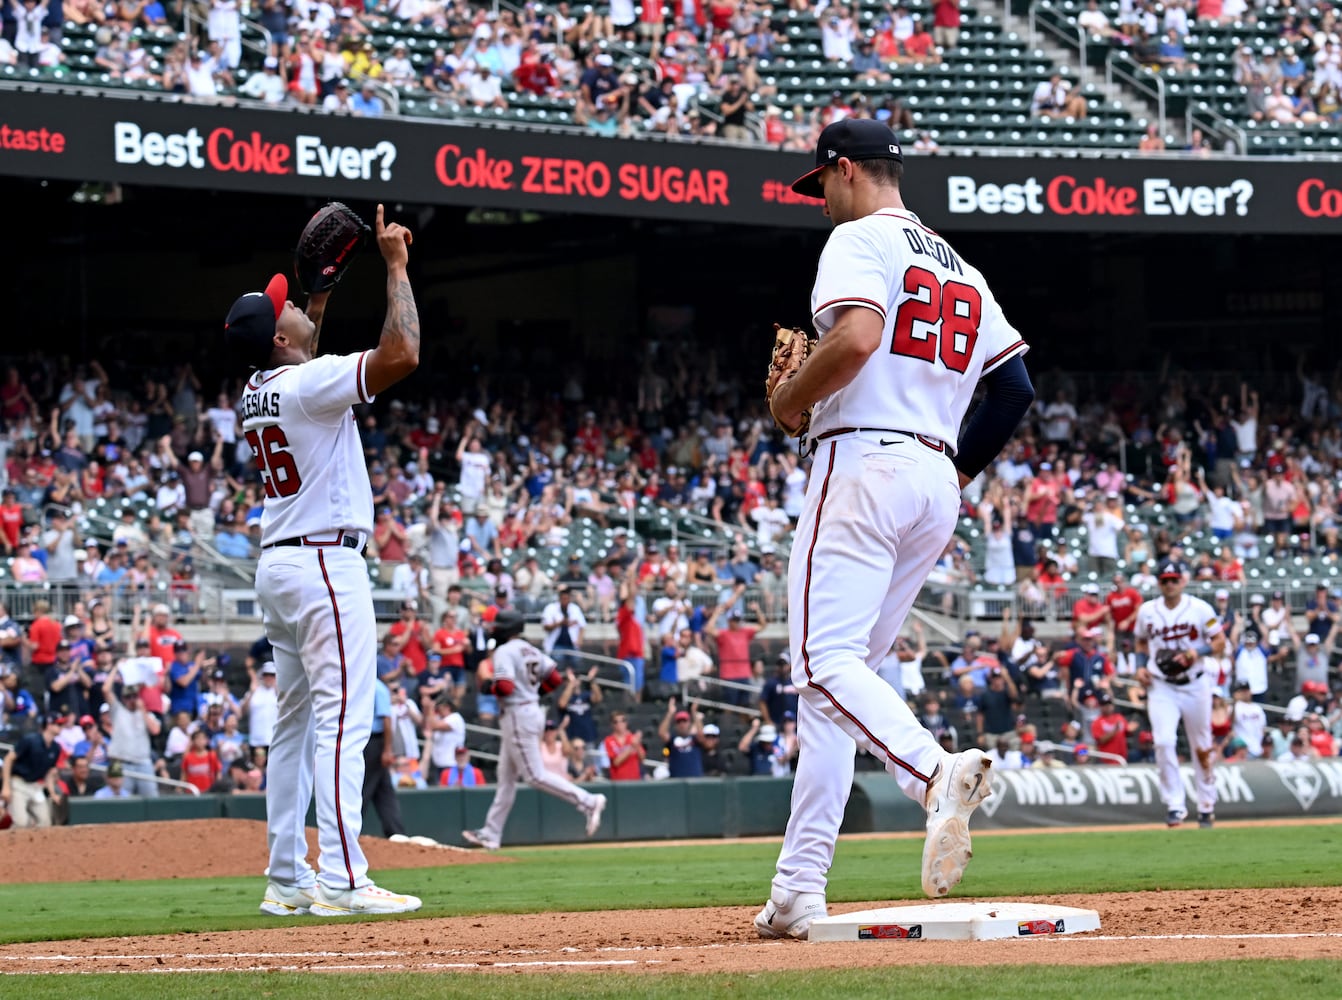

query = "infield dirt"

[{"left": 2, "top": 819, "right": 1340, "bottom": 975}]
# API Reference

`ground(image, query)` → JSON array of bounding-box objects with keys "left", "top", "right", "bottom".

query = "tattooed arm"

[{"left": 365, "top": 203, "right": 421, "bottom": 396}]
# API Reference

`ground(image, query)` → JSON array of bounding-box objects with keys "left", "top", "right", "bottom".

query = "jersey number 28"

[
  {"left": 244, "top": 426, "right": 302, "bottom": 499},
  {"left": 890, "top": 266, "right": 982, "bottom": 374}
]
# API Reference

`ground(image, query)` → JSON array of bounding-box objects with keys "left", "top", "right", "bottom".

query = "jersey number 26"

[
  {"left": 890, "top": 266, "right": 982, "bottom": 374},
  {"left": 244, "top": 426, "right": 303, "bottom": 499}
]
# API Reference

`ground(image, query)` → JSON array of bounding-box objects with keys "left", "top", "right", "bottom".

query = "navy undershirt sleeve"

[{"left": 954, "top": 355, "right": 1035, "bottom": 481}]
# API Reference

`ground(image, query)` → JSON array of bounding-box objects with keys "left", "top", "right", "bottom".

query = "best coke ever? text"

[{"left": 947, "top": 174, "right": 1254, "bottom": 217}]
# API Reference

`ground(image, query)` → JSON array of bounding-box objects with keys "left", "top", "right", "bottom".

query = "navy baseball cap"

[
  {"left": 791, "top": 118, "right": 904, "bottom": 198},
  {"left": 224, "top": 273, "right": 287, "bottom": 370},
  {"left": 1157, "top": 562, "right": 1184, "bottom": 580}
]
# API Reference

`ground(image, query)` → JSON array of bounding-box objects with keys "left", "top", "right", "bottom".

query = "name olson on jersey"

[
  {"left": 901, "top": 228, "right": 964, "bottom": 275},
  {"left": 243, "top": 392, "right": 282, "bottom": 419}
]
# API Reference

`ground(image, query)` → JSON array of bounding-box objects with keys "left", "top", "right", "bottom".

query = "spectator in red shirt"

[
  {"left": 430, "top": 609, "right": 468, "bottom": 703},
  {"left": 602, "top": 712, "right": 645, "bottom": 780},
  {"left": 372, "top": 507, "right": 409, "bottom": 564},
  {"left": 932, "top": 0, "right": 961, "bottom": 49},
  {"left": 389, "top": 600, "right": 429, "bottom": 678},
  {"left": 615, "top": 578, "right": 646, "bottom": 700},
  {"left": 136, "top": 602, "right": 181, "bottom": 716},
  {"left": 575, "top": 411, "right": 604, "bottom": 457},
  {"left": 1089, "top": 691, "right": 1128, "bottom": 763},
  {"left": 0, "top": 488, "right": 22, "bottom": 553},
  {"left": 1306, "top": 714, "right": 1337, "bottom": 757},
  {"left": 1105, "top": 572, "right": 1142, "bottom": 642},
  {"left": 27, "top": 599, "right": 62, "bottom": 673},
  {"left": 1072, "top": 583, "right": 1111, "bottom": 634},
  {"left": 1024, "top": 464, "right": 1061, "bottom": 537},
  {"left": 902, "top": 16, "right": 940, "bottom": 62},
  {"left": 181, "top": 727, "right": 222, "bottom": 792},
  {"left": 143, "top": 602, "right": 183, "bottom": 662},
  {"left": 515, "top": 49, "right": 558, "bottom": 95},
  {"left": 705, "top": 587, "right": 766, "bottom": 709}
]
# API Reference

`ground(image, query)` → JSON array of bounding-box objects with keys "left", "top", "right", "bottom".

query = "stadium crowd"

[
  {"left": 1074, "top": 0, "right": 1342, "bottom": 130},
  {"left": 0, "top": 0, "right": 971, "bottom": 146},
  {"left": 1, "top": 346, "right": 1340, "bottom": 828}
]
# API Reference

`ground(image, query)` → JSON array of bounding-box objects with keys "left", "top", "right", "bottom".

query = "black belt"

[
  {"left": 264, "top": 531, "right": 361, "bottom": 551},
  {"left": 810, "top": 427, "right": 954, "bottom": 457},
  {"left": 1157, "top": 672, "right": 1198, "bottom": 687}
]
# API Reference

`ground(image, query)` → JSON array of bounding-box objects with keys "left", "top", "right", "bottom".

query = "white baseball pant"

[
  {"left": 479, "top": 702, "right": 601, "bottom": 845},
  {"left": 773, "top": 434, "right": 960, "bottom": 896},
  {"left": 258, "top": 544, "right": 376, "bottom": 891},
  {"left": 1146, "top": 673, "right": 1216, "bottom": 816}
]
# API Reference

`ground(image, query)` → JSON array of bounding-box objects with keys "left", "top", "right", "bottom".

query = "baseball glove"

[
  {"left": 765, "top": 323, "right": 817, "bottom": 438},
  {"left": 294, "top": 202, "right": 371, "bottom": 294},
  {"left": 1155, "top": 649, "right": 1194, "bottom": 679}
]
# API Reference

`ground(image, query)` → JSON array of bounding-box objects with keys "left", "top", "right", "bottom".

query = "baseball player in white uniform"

[
  {"left": 758, "top": 119, "right": 1036, "bottom": 939},
  {"left": 461, "top": 609, "right": 606, "bottom": 849},
  {"left": 1133, "top": 561, "right": 1226, "bottom": 828},
  {"left": 227, "top": 205, "right": 423, "bottom": 917}
]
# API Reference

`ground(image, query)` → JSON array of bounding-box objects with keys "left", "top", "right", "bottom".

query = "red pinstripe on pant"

[
  {"left": 798, "top": 441, "right": 932, "bottom": 786},
  {"left": 317, "top": 549, "right": 357, "bottom": 888}
]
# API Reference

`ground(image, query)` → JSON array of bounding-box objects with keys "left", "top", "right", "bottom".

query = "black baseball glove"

[
  {"left": 294, "top": 202, "right": 371, "bottom": 294},
  {"left": 1155, "top": 649, "right": 1193, "bottom": 679}
]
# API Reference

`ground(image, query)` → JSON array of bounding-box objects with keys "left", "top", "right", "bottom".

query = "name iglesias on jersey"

[{"left": 243, "top": 391, "right": 282, "bottom": 419}]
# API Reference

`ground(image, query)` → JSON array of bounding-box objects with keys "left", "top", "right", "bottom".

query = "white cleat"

[
  {"left": 308, "top": 882, "right": 422, "bottom": 917},
  {"left": 259, "top": 880, "right": 315, "bottom": 916},
  {"left": 922, "top": 749, "right": 994, "bottom": 899},
  {"left": 585, "top": 794, "right": 607, "bottom": 837},
  {"left": 754, "top": 888, "right": 828, "bottom": 940},
  {"left": 461, "top": 828, "right": 500, "bottom": 851}
]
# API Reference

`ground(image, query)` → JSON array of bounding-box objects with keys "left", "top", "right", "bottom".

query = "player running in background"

[
  {"left": 228, "top": 204, "right": 422, "bottom": 917},
  {"left": 757, "top": 119, "right": 1035, "bottom": 939},
  {"left": 461, "top": 609, "right": 606, "bottom": 850},
  {"left": 1134, "top": 562, "right": 1226, "bottom": 828}
]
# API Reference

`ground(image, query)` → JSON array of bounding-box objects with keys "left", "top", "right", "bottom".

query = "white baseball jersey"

[
  {"left": 491, "top": 638, "right": 556, "bottom": 710},
  {"left": 807, "top": 207, "right": 1027, "bottom": 444},
  {"left": 1232, "top": 699, "right": 1267, "bottom": 757},
  {"left": 1134, "top": 595, "right": 1223, "bottom": 680},
  {"left": 1136, "top": 593, "right": 1223, "bottom": 818},
  {"left": 240, "top": 351, "right": 376, "bottom": 546}
]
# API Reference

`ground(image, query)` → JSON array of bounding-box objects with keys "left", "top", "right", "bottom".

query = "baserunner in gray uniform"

[{"left": 462, "top": 609, "right": 606, "bottom": 849}]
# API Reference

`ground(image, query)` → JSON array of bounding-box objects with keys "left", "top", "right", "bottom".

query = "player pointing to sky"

[
  {"left": 228, "top": 204, "right": 422, "bottom": 917},
  {"left": 757, "top": 119, "right": 1036, "bottom": 939}
]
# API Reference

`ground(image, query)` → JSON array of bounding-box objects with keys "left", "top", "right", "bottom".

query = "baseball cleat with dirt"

[
  {"left": 754, "top": 888, "right": 828, "bottom": 940},
  {"left": 259, "top": 880, "right": 315, "bottom": 916},
  {"left": 921, "top": 749, "right": 994, "bottom": 899},
  {"left": 308, "top": 883, "right": 421, "bottom": 917}
]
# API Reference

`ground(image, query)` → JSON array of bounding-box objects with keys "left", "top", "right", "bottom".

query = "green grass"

[
  {"left": 1, "top": 823, "right": 1338, "bottom": 944},
  {"left": 6, "top": 962, "right": 1342, "bottom": 1000}
]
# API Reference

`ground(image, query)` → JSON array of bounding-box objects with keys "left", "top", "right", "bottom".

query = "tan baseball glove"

[{"left": 765, "top": 323, "right": 817, "bottom": 438}]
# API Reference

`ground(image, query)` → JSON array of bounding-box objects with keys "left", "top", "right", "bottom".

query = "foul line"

[
  {"left": 1067, "top": 932, "right": 1342, "bottom": 942},
  {"left": 5, "top": 932, "right": 1342, "bottom": 974}
]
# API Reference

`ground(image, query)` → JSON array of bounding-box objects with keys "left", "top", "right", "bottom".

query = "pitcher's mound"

[{"left": 0, "top": 819, "right": 506, "bottom": 884}]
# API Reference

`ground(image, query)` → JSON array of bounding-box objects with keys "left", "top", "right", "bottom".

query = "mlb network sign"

[{"left": 974, "top": 760, "right": 1342, "bottom": 827}]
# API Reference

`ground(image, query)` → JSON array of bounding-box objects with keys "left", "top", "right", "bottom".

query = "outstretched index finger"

[{"left": 375, "top": 202, "right": 385, "bottom": 235}]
